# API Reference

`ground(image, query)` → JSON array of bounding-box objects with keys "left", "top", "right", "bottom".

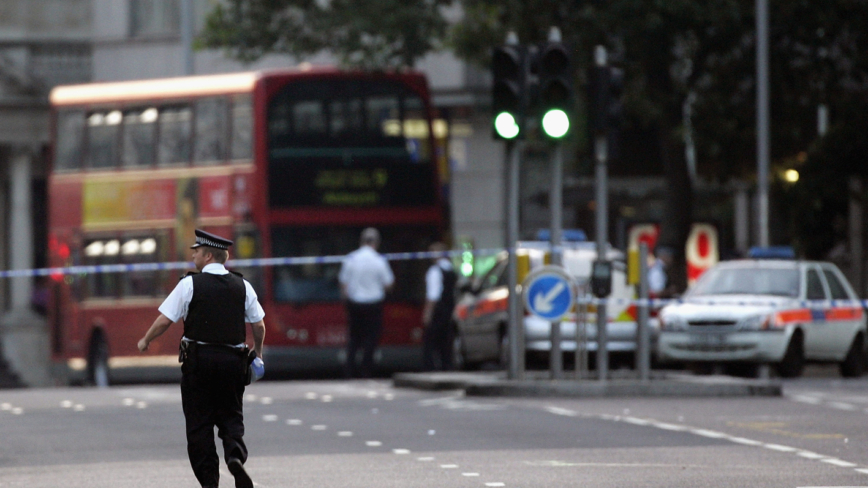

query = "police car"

[
  {"left": 452, "top": 235, "right": 644, "bottom": 369},
  {"left": 656, "top": 249, "right": 867, "bottom": 377}
]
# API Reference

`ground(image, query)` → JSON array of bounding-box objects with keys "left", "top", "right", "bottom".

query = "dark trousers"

[
  {"left": 181, "top": 345, "right": 248, "bottom": 488},
  {"left": 423, "top": 313, "right": 454, "bottom": 371},
  {"left": 345, "top": 301, "right": 384, "bottom": 378}
]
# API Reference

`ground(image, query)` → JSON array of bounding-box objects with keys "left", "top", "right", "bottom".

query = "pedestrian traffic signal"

[
  {"left": 537, "top": 41, "right": 572, "bottom": 139},
  {"left": 491, "top": 45, "right": 524, "bottom": 140}
]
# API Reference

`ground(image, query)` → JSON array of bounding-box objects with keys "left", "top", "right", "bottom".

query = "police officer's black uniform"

[
  {"left": 423, "top": 260, "right": 458, "bottom": 370},
  {"left": 139, "top": 229, "right": 264, "bottom": 488}
]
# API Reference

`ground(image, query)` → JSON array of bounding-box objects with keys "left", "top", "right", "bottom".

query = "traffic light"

[
  {"left": 537, "top": 41, "right": 572, "bottom": 139},
  {"left": 590, "top": 65, "right": 624, "bottom": 135},
  {"left": 491, "top": 44, "right": 524, "bottom": 140}
]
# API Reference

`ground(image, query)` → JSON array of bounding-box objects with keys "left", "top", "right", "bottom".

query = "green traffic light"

[
  {"left": 542, "top": 109, "right": 570, "bottom": 138},
  {"left": 494, "top": 112, "right": 520, "bottom": 139}
]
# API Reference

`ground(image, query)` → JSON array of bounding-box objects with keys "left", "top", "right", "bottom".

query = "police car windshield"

[{"left": 690, "top": 267, "right": 799, "bottom": 298}]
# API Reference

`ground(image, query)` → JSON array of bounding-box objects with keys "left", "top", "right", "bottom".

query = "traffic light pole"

[
  {"left": 594, "top": 46, "right": 609, "bottom": 381},
  {"left": 549, "top": 143, "right": 563, "bottom": 379},
  {"left": 506, "top": 140, "right": 525, "bottom": 380}
]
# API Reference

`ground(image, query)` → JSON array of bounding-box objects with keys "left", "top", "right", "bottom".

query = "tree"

[{"left": 198, "top": 0, "right": 452, "bottom": 70}]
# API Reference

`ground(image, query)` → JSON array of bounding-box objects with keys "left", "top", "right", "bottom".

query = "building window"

[{"left": 129, "top": 0, "right": 180, "bottom": 38}]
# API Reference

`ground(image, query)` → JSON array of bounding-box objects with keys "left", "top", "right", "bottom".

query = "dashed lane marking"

[
  {"left": 286, "top": 419, "right": 302, "bottom": 425},
  {"left": 440, "top": 464, "right": 458, "bottom": 469},
  {"left": 366, "top": 441, "right": 382, "bottom": 447},
  {"left": 262, "top": 415, "right": 278, "bottom": 422},
  {"left": 393, "top": 449, "right": 411, "bottom": 455},
  {"left": 821, "top": 459, "right": 859, "bottom": 468},
  {"left": 485, "top": 483, "right": 506, "bottom": 487},
  {"left": 311, "top": 425, "right": 327, "bottom": 431},
  {"left": 337, "top": 431, "right": 353, "bottom": 437}
]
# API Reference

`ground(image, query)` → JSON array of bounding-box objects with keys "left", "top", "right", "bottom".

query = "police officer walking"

[
  {"left": 422, "top": 242, "right": 457, "bottom": 371},
  {"left": 339, "top": 227, "right": 394, "bottom": 378},
  {"left": 138, "top": 230, "right": 266, "bottom": 488}
]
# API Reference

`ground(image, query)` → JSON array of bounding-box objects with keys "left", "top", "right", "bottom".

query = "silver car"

[{"left": 657, "top": 259, "right": 867, "bottom": 377}]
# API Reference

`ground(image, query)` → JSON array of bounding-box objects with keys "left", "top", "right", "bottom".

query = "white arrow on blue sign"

[{"left": 522, "top": 266, "right": 575, "bottom": 321}]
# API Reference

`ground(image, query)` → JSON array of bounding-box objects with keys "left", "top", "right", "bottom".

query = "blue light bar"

[
  {"left": 535, "top": 229, "right": 587, "bottom": 242},
  {"left": 747, "top": 246, "right": 795, "bottom": 259}
]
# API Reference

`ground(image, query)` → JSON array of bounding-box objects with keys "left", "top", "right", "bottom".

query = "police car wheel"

[
  {"left": 452, "top": 332, "right": 467, "bottom": 371},
  {"left": 839, "top": 333, "right": 865, "bottom": 378},
  {"left": 777, "top": 331, "right": 804, "bottom": 378}
]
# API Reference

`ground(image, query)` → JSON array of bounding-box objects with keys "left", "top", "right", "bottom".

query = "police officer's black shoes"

[{"left": 227, "top": 458, "right": 254, "bottom": 488}]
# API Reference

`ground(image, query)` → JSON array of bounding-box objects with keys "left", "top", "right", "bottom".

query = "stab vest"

[
  {"left": 184, "top": 273, "right": 246, "bottom": 345},
  {"left": 432, "top": 264, "right": 458, "bottom": 324}
]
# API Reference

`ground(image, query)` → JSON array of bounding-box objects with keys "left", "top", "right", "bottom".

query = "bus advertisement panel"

[{"left": 48, "top": 68, "right": 447, "bottom": 384}]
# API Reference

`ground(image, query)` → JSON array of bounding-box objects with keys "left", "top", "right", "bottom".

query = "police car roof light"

[
  {"left": 535, "top": 229, "right": 587, "bottom": 242},
  {"left": 747, "top": 246, "right": 795, "bottom": 260}
]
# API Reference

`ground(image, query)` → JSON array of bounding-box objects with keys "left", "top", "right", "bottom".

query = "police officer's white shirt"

[
  {"left": 426, "top": 258, "right": 453, "bottom": 301},
  {"left": 158, "top": 263, "right": 266, "bottom": 324},
  {"left": 339, "top": 245, "right": 394, "bottom": 303},
  {"left": 648, "top": 260, "right": 667, "bottom": 293}
]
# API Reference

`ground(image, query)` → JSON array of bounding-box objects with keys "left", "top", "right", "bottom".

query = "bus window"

[
  {"left": 231, "top": 95, "right": 253, "bottom": 161},
  {"left": 122, "top": 107, "right": 157, "bottom": 168},
  {"left": 120, "top": 236, "right": 161, "bottom": 297},
  {"left": 194, "top": 97, "right": 229, "bottom": 165},
  {"left": 367, "top": 96, "right": 400, "bottom": 137},
  {"left": 83, "top": 238, "right": 121, "bottom": 298},
  {"left": 87, "top": 110, "right": 122, "bottom": 169},
  {"left": 158, "top": 105, "right": 192, "bottom": 166},
  {"left": 402, "top": 95, "right": 431, "bottom": 164},
  {"left": 55, "top": 109, "right": 85, "bottom": 171},
  {"left": 329, "top": 98, "right": 363, "bottom": 137},
  {"left": 293, "top": 100, "right": 326, "bottom": 136}
]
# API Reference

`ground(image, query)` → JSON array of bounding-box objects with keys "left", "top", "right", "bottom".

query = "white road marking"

[
  {"left": 763, "top": 444, "right": 797, "bottom": 452},
  {"left": 286, "top": 419, "right": 302, "bottom": 425},
  {"left": 11, "top": 407, "right": 23, "bottom": 415},
  {"left": 1, "top": 403, "right": 11, "bottom": 410},
  {"left": 136, "top": 402, "right": 147, "bottom": 409},
  {"left": 440, "top": 464, "right": 458, "bottom": 469},
  {"left": 821, "top": 459, "right": 859, "bottom": 468},
  {"left": 260, "top": 397, "right": 273, "bottom": 405},
  {"left": 366, "top": 441, "right": 382, "bottom": 447},
  {"left": 367, "top": 391, "right": 378, "bottom": 399},
  {"left": 462, "top": 472, "right": 480, "bottom": 477},
  {"left": 828, "top": 402, "right": 857, "bottom": 411},
  {"left": 797, "top": 451, "right": 827, "bottom": 459},
  {"left": 855, "top": 468, "right": 868, "bottom": 474},
  {"left": 122, "top": 398, "right": 135, "bottom": 407},
  {"left": 544, "top": 406, "right": 577, "bottom": 417},
  {"left": 393, "top": 449, "right": 411, "bottom": 455},
  {"left": 305, "top": 392, "right": 318, "bottom": 400},
  {"left": 60, "top": 400, "right": 73, "bottom": 408},
  {"left": 690, "top": 429, "right": 728, "bottom": 438},
  {"left": 72, "top": 405, "right": 84, "bottom": 412},
  {"left": 650, "top": 422, "right": 686, "bottom": 431},
  {"left": 728, "top": 437, "right": 763, "bottom": 446},
  {"left": 384, "top": 393, "right": 395, "bottom": 401},
  {"left": 485, "top": 483, "right": 506, "bottom": 487},
  {"left": 321, "top": 395, "right": 333, "bottom": 403},
  {"left": 311, "top": 425, "right": 327, "bottom": 431},
  {"left": 417, "top": 457, "right": 435, "bottom": 462},
  {"left": 262, "top": 415, "right": 278, "bottom": 422},
  {"left": 337, "top": 431, "right": 353, "bottom": 437},
  {"left": 245, "top": 394, "right": 257, "bottom": 402},
  {"left": 789, "top": 395, "right": 823, "bottom": 404},
  {"left": 622, "top": 417, "right": 651, "bottom": 426}
]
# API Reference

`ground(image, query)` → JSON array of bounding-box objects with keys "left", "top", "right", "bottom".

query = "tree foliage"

[{"left": 199, "top": 0, "right": 452, "bottom": 69}]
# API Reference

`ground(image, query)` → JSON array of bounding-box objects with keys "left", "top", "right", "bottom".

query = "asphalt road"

[{"left": 3, "top": 369, "right": 868, "bottom": 487}]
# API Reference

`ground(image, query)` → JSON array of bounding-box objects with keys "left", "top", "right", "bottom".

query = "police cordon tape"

[
  {"left": 8, "top": 248, "right": 868, "bottom": 309},
  {"left": 0, "top": 249, "right": 504, "bottom": 279}
]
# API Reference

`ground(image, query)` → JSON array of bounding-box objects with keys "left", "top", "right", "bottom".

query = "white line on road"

[
  {"left": 484, "top": 483, "right": 506, "bottom": 487},
  {"left": 286, "top": 419, "right": 302, "bottom": 425},
  {"left": 337, "top": 431, "right": 353, "bottom": 437},
  {"left": 393, "top": 449, "right": 411, "bottom": 455},
  {"left": 821, "top": 458, "right": 859, "bottom": 468},
  {"left": 440, "top": 464, "right": 458, "bottom": 469},
  {"left": 544, "top": 406, "right": 577, "bottom": 417},
  {"left": 262, "top": 415, "right": 278, "bottom": 422},
  {"left": 366, "top": 441, "right": 382, "bottom": 447},
  {"left": 311, "top": 425, "right": 327, "bottom": 431}
]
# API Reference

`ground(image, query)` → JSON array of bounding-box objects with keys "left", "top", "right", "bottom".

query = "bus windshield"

[{"left": 267, "top": 78, "right": 436, "bottom": 208}]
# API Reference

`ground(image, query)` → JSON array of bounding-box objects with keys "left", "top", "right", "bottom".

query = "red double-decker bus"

[{"left": 48, "top": 68, "right": 447, "bottom": 384}]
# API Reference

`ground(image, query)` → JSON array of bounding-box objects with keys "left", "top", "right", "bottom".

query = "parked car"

[
  {"left": 452, "top": 240, "right": 651, "bottom": 369},
  {"left": 656, "top": 257, "right": 867, "bottom": 378}
]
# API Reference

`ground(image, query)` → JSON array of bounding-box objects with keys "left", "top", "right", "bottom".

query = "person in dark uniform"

[
  {"left": 137, "top": 229, "right": 266, "bottom": 488},
  {"left": 422, "top": 242, "right": 458, "bottom": 371}
]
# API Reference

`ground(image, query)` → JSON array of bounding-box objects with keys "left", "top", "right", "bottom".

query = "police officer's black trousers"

[
  {"left": 345, "top": 301, "right": 383, "bottom": 378},
  {"left": 423, "top": 316, "right": 454, "bottom": 371},
  {"left": 181, "top": 345, "right": 248, "bottom": 488}
]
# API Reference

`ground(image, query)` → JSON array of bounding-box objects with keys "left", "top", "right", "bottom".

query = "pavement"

[{"left": 392, "top": 370, "right": 782, "bottom": 397}]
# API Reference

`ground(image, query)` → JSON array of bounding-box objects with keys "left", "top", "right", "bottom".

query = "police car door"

[
  {"left": 820, "top": 265, "right": 863, "bottom": 359},
  {"left": 802, "top": 266, "right": 829, "bottom": 359}
]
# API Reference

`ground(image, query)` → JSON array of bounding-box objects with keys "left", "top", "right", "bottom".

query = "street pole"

[
  {"left": 637, "top": 242, "right": 650, "bottom": 381},
  {"left": 549, "top": 144, "right": 563, "bottom": 379},
  {"left": 506, "top": 140, "right": 524, "bottom": 380},
  {"left": 594, "top": 46, "right": 609, "bottom": 381},
  {"left": 756, "top": 0, "right": 770, "bottom": 247}
]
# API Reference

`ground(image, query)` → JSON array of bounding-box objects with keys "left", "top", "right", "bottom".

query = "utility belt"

[{"left": 179, "top": 340, "right": 257, "bottom": 385}]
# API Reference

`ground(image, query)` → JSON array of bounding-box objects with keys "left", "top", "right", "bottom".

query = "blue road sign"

[{"left": 523, "top": 266, "right": 574, "bottom": 321}]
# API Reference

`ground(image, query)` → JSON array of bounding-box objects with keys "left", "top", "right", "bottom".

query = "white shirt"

[
  {"left": 338, "top": 245, "right": 394, "bottom": 303},
  {"left": 648, "top": 260, "right": 667, "bottom": 293},
  {"left": 425, "top": 258, "right": 454, "bottom": 302},
  {"left": 158, "top": 263, "right": 266, "bottom": 324}
]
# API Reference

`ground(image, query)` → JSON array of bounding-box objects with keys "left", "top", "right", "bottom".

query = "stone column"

[{"left": 0, "top": 147, "right": 51, "bottom": 387}]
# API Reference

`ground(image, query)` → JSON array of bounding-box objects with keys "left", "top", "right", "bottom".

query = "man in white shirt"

[
  {"left": 339, "top": 227, "right": 394, "bottom": 378},
  {"left": 422, "top": 242, "right": 457, "bottom": 371}
]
